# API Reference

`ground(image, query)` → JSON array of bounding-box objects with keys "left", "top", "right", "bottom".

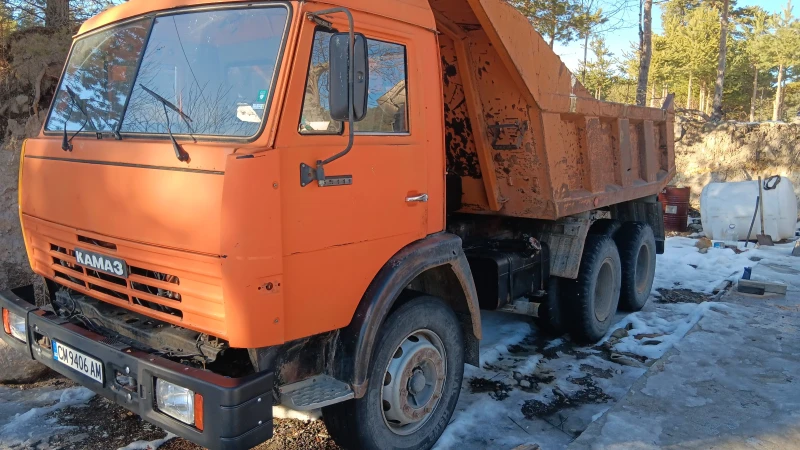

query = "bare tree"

[
  {"left": 635, "top": 0, "right": 652, "bottom": 106},
  {"left": 710, "top": 0, "right": 730, "bottom": 122}
]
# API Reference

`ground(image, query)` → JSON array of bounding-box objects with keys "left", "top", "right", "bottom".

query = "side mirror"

[{"left": 329, "top": 32, "right": 368, "bottom": 122}]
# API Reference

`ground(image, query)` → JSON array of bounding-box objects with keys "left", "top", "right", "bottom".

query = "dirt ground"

[{"left": 44, "top": 384, "right": 342, "bottom": 450}]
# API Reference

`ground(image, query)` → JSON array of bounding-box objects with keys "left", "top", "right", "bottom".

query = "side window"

[
  {"left": 299, "top": 31, "right": 409, "bottom": 134},
  {"left": 357, "top": 40, "right": 408, "bottom": 133},
  {"left": 299, "top": 30, "right": 341, "bottom": 134}
]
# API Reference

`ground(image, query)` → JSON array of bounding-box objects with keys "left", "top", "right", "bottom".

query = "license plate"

[
  {"left": 74, "top": 247, "right": 128, "bottom": 278},
  {"left": 52, "top": 340, "right": 104, "bottom": 383}
]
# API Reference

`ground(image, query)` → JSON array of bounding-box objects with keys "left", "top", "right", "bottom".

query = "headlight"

[
  {"left": 156, "top": 379, "right": 200, "bottom": 426},
  {"left": 2, "top": 309, "right": 27, "bottom": 343}
]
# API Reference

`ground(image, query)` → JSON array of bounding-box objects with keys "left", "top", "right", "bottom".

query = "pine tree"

[
  {"left": 710, "top": 0, "right": 730, "bottom": 121},
  {"left": 635, "top": 0, "right": 653, "bottom": 106},
  {"left": 765, "top": 1, "right": 800, "bottom": 121},
  {"left": 513, "top": 0, "right": 583, "bottom": 48},
  {"left": 580, "top": 37, "right": 615, "bottom": 100},
  {"left": 743, "top": 7, "right": 772, "bottom": 121}
]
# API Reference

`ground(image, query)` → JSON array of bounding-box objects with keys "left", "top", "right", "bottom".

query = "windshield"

[{"left": 45, "top": 5, "right": 290, "bottom": 139}]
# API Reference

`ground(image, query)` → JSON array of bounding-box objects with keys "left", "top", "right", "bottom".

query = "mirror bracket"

[
  {"left": 300, "top": 162, "right": 352, "bottom": 188},
  {"left": 301, "top": 7, "right": 360, "bottom": 188},
  {"left": 306, "top": 12, "right": 333, "bottom": 30}
]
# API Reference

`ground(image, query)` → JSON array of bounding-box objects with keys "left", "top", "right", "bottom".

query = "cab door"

[{"left": 276, "top": 6, "right": 430, "bottom": 341}]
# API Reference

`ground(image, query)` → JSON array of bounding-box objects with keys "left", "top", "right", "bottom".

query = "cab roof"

[{"left": 78, "top": 0, "right": 436, "bottom": 35}]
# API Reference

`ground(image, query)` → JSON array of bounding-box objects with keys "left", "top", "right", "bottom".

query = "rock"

[
  {"left": 609, "top": 353, "right": 646, "bottom": 368},
  {"left": 635, "top": 333, "right": 666, "bottom": 340},
  {"left": 699, "top": 247, "right": 709, "bottom": 254},
  {"left": 0, "top": 340, "right": 51, "bottom": 384},
  {"left": 696, "top": 237, "right": 713, "bottom": 249},
  {"left": 519, "top": 379, "right": 532, "bottom": 388},
  {"left": 513, "top": 371, "right": 524, "bottom": 381},
  {"left": 610, "top": 328, "right": 628, "bottom": 339}
]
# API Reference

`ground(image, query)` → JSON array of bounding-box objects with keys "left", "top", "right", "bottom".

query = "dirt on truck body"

[{"left": 1, "top": 0, "right": 674, "bottom": 449}]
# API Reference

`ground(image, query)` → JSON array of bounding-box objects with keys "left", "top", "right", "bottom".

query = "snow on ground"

[
  {"left": 118, "top": 433, "right": 177, "bottom": 450},
  {"left": 654, "top": 236, "right": 799, "bottom": 294},
  {"left": 0, "top": 385, "right": 94, "bottom": 449},
  {"left": 437, "top": 237, "right": 800, "bottom": 450},
  {"left": 654, "top": 237, "right": 750, "bottom": 293},
  {"left": 601, "top": 302, "right": 721, "bottom": 360}
]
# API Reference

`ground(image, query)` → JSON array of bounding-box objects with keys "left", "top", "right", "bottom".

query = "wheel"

[
  {"left": 564, "top": 235, "right": 622, "bottom": 343},
  {"left": 615, "top": 222, "right": 656, "bottom": 311},
  {"left": 534, "top": 276, "right": 565, "bottom": 335},
  {"left": 322, "top": 296, "right": 464, "bottom": 450}
]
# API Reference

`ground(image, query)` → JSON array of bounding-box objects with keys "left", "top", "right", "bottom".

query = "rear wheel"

[
  {"left": 322, "top": 296, "right": 464, "bottom": 450},
  {"left": 564, "top": 235, "right": 622, "bottom": 342},
  {"left": 615, "top": 222, "right": 656, "bottom": 311}
]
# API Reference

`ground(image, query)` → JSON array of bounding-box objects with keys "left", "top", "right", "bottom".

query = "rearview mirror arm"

[{"left": 301, "top": 8, "right": 355, "bottom": 188}]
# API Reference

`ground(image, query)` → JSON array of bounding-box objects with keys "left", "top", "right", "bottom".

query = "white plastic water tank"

[{"left": 700, "top": 178, "right": 797, "bottom": 241}]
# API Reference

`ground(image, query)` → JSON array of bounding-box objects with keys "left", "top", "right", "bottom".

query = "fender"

[{"left": 336, "top": 232, "right": 482, "bottom": 397}]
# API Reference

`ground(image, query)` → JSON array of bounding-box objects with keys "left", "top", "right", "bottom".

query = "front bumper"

[{"left": 0, "top": 287, "right": 274, "bottom": 450}]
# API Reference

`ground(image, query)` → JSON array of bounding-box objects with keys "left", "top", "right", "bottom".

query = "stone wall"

[{"left": 672, "top": 121, "right": 800, "bottom": 210}]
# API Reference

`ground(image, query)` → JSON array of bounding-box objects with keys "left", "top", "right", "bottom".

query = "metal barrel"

[{"left": 658, "top": 186, "right": 690, "bottom": 232}]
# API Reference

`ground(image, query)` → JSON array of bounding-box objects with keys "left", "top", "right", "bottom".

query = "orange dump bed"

[{"left": 433, "top": 0, "right": 675, "bottom": 220}]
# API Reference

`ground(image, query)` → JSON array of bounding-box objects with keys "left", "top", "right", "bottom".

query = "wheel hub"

[
  {"left": 594, "top": 258, "right": 616, "bottom": 322},
  {"left": 409, "top": 369, "right": 426, "bottom": 394},
  {"left": 382, "top": 330, "right": 446, "bottom": 435}
]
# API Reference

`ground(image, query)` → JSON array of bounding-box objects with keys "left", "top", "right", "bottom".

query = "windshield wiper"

[
  {"left": 61, "top": 86, "right": 93, "bottom": 151},
  {"left": 139, "top": 84, "right": 195, "bottom": 162}
]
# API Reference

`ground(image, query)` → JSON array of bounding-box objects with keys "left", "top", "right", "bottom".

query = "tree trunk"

[
  {"left": 773, "top": 64, "right": 785, "bottom": 121},
  {"left": 687, "top": 73, "right": 693, "bottom": 109},
  {"left": 699, "top": 83, "right": 706, "bottom": 113},
  {"left": 45, "top": 0, "right": 70, "bottom": 28},
  {"left": 582, "top": 33, "right": 590, "bottom": 84},
  {"left": 548, "top": 34, "right": 555, "bottom": 49},
  {"left": 649, "top": 84, "right": 656, "bottom": 107},
  {"left": 710, "top": 0, "right": 729, "bottom": 122},
  {"left": 635, "top": 0, "right": 653, "bottom": 106},
  {"left": 749, "top": 66, "right": 758, "bottom": 122}
]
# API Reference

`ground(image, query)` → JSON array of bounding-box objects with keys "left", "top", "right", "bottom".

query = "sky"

[{"left": 553, "top": 0, "right": 790, "bottom": 72}]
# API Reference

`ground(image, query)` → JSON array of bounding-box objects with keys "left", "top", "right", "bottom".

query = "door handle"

[{"left": 406, "top": 193, "right": 429, "bottom": 203}]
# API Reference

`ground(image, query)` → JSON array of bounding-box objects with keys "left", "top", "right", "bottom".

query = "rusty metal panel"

[{"left": 433, "top": 0, "right": 675, "bottom": 221}]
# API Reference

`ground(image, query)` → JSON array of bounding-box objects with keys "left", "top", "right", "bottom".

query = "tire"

[
  {"left": 563, "top": 235, "right": 622, "bottom": 343},
  {"left": 589, "top": 219, "right": 621, "bottom": 237},
  {"left": 615, "top": 222, "right": 656, "bottom": 311},
  {"left": 322, "top": 296, "right": 464, "bottom": 450},
  {"left": 534, "top": 276, "right": 565, "bottom": 335}
]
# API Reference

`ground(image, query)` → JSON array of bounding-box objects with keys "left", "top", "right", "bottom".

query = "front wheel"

[{"left": 322, "top": 295, "right": 464, "bottom": 450}]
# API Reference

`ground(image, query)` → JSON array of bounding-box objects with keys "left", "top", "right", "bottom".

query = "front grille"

[
  {"left": 47, "top": 241, "right": 185, "bottom": 320},
  {"left": 25, "top": 214, "right": 225, "bottom": 339},
  {"left": 77, "top": 234, "right": 117, "bottom": 250}
]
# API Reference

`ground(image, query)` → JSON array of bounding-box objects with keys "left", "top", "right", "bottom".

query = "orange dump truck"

[{"left": 1, "top": 0, "right": 674, "bottom": 448}]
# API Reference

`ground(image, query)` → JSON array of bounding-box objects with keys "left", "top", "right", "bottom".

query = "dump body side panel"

[{"left": 433, "top": 0, "right": 675, "bottom": 221}]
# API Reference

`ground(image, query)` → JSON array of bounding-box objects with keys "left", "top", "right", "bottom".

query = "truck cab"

[{"left": 2, "top": 1, "right": 673, "bottom": 449}]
